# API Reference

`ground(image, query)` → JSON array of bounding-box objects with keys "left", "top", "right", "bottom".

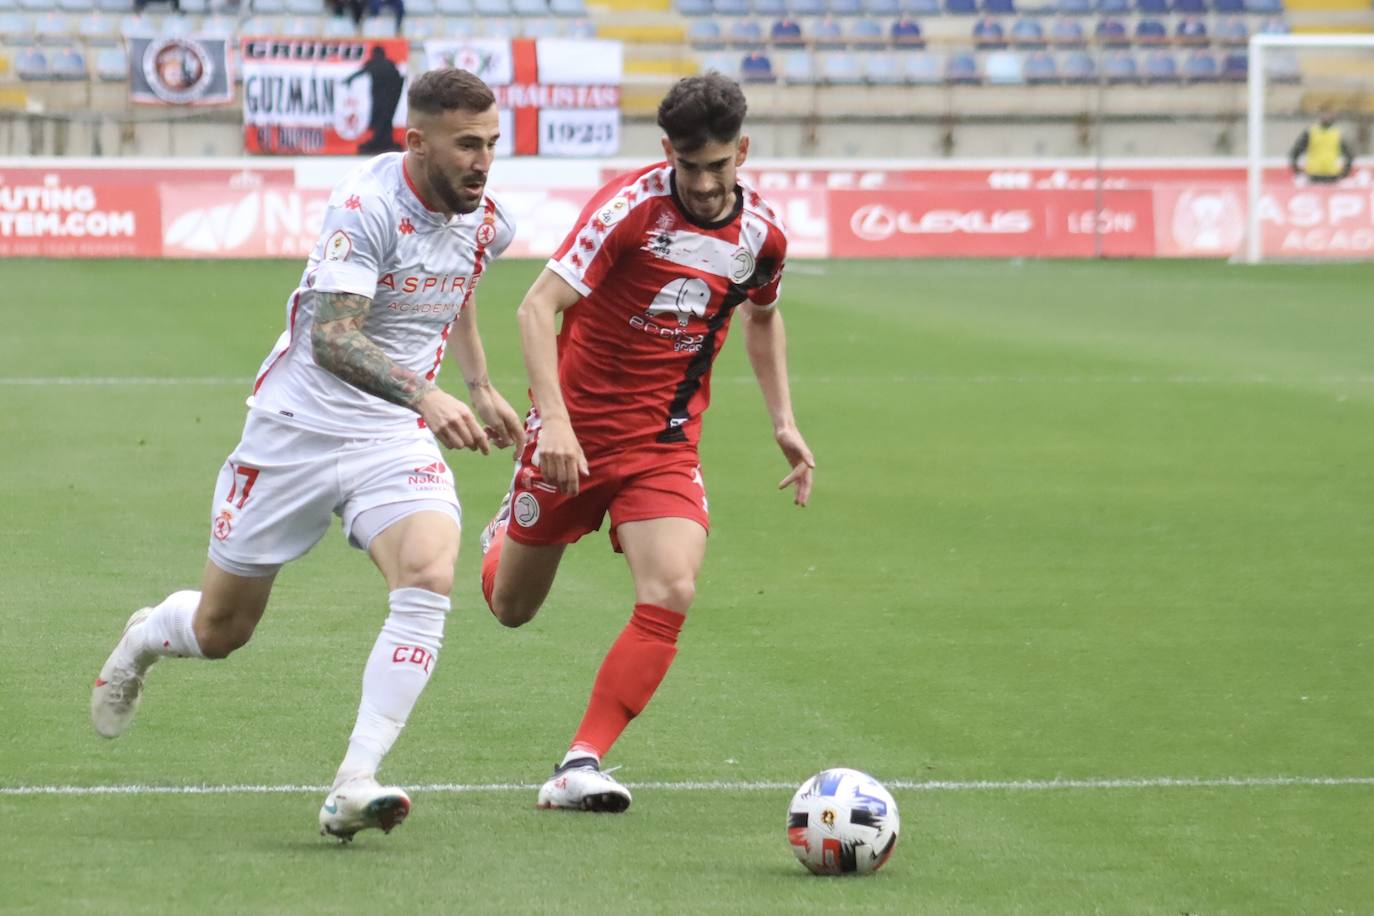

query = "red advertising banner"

[
  {"left": 0, "top": 173, "right": 162, "bottom": 257},
  {"left": 160, "top": 184, "right": 332, "bottom": 258},
  {"left": 241, "top": 38, "right": 409, "bottom": 156},
  {"left": 827, "top": 188, "right": 1155, "bottom": 258}
]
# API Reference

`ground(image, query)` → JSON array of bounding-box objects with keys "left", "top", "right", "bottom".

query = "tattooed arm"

[{"left": 310, "top": 290, "right": 490, "bottom": 452}]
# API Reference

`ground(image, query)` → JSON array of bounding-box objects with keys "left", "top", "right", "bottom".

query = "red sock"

[
  {"left": 569, "top": 603, "right": 685, "bottom": 758},
  {"left": 480, "top": 526, "right": 504, "bottom": 613}
]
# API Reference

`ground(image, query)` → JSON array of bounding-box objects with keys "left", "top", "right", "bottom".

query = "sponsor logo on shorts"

[
  {"left": 408, "top": 461, "right": 450, "bottom": 490},
  {"left": 513, "top": 492, "right": 540, "bottom": 527},
  {"left": 213, "top": 509, "right": 233, "bottom": 541}
]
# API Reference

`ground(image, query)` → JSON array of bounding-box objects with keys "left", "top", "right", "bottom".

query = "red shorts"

[{"left": 502, "top": 427, "right": 710, "bottom": 552}]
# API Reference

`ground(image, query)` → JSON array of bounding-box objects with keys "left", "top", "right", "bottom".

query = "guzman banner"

[
  {"left": 423, "top": 38, "right": 622, "bottom": 157},
  {"left": 241, "top": 38, "right": 409, "bottom": 156},
  {"left": 127, "top": 34, "right": 233, "bottom": 106}
]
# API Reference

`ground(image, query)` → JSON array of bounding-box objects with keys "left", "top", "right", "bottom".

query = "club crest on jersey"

[
  {"left": 476, "top": 222, "right": 496, "bottom": 246},
  {"left": 325, "top": 229, "right": 352, "bottom": 262},
  {"left": 729, "top": 248, "right": 755, "bottom": 284},
  {"left": 513, "top": 492, "right": 540, "bottom": 528},
  {"left": 597, "top": 196, "right": 630, "bottom": 228},
  {"left": 645, "top": 277, "right": 710, "bottom": 328},
  {"left": 212, "top": 509, "right": 233, "bottom": 541}
]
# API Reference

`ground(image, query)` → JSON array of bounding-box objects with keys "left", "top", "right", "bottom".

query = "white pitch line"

[{"left": 2, "top": 776, "right": 1371, "bottom": 797}]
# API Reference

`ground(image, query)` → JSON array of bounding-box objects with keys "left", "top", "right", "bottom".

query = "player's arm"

[
  {"left": 740, "top": 299, "right": 814, "bottom": 507},
  {"left": 515, "top": 268, "right": 588, "bottom": 495},
  {"left": 447, "top": 293, "right": 524, "bottom": 450},
  {"left": 1340, "top": 138, "right": 1355, "bottom": 178},
  {"left": 311, "top": 290, "right": 489, "bottom": 453},
  {"left": 1289, "top": 130, "right": 1309, "bottom": 173}
]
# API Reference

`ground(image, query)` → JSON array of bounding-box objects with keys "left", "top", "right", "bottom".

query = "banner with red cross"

[{"left": 423, "top": 38, "right": 622, "bottom": 158}]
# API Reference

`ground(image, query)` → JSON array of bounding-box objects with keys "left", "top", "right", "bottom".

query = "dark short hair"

[
  {"left": 408, "top": 68, "right": 496, "bottom": 117},
  {"left": 656, "top": 73, "right": 748, "bottom": 153}
]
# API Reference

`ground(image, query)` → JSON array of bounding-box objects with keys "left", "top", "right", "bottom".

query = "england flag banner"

[
  {"left": 423, "top": 38, "right": 622, "bottom": 157},
  {"left": 241, "top": 38, "right": 409, "bottom": 156},
  {"left": 127, "top": 34, "right": 233, "bottom": 106}
]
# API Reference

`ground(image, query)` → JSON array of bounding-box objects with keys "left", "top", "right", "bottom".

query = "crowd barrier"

[{"left": 2, "top": 158, "right": 1371, "bottom": 259}]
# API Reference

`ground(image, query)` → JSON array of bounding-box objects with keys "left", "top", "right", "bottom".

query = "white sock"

[
  {"left": 334, "top": 587, "right": 449, "bottom": 788},
  {"left": 563, "top": 747, "right": 601, "bottom": 768},
  {"left": 135, "top": 590, "right": 205, "bottom": 660}
]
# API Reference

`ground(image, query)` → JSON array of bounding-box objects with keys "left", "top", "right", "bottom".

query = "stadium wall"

[{"left": 3, "top": 156, "right": 1372, "bottom": 259}]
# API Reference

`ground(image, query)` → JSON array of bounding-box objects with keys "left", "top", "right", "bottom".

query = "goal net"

[{"left": 1241, "top": 34, "right": 1374, "bottom": 262}]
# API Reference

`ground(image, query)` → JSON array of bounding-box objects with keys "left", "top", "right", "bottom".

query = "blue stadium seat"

[
  {"left": 253, "top": 0, "right": 287, "bottom": 12},
  {"left": 903, "top": 50, "right": 942, "bottom": 82},
  {"left": 1015, "top": 0, "right": 1055, "bottom": 12},
  {"left": 1215, "top": 16, "right": 1247, "bottom": 45},
  {"left": 283, "top": 0, "right": 317, "bottom": 12},
  {"left": 1183, "top": 49, "right": 1217, "bottom": 80},
  {"left": 1023, "top": 48, "right": 1056, "bottom": 80},
  {"left": 1134, "top": 17, "right": 1166, "bottom": 44},
  {"left": 864, "top": 51, "right": 904, "bottom": 82},
  {"left": 862, "top": 0, "right": 899, "bottom": 12},
  {"left": 19, "top": 0, "right": 55, "bottom": 12},
  {"left": 549, "top": 0, "right": 586, "bottom": 14},
  {"left": 699, "top": 49, "right": 742, "bottom": 75},
  {"left": 1210, "top": 0, "right": 1242, "bottom": 11},
  {"left": 158, "top": 14, "right": 192, "bottom": 34},
  {"left": 945, "top": 50, "right": 979, "bottom": 82},
  {"left": 944, "top": 0, "right": 976, "bottom": 13},
  {"left": 33, "top": 11, "right": 68, "bottom": 41},
  {"left": 14, "top": 46, "right": 49, "bottom": 78},
  {"left": 678, "top": 0, "right": 713, "bottom": 12},
  {"left": 0, "top": 11, "right": 34, "bottom": 39},
  {"left": 811, "top": 14, "right": 843, "bottom": 45},
  {"left": 95, "top": 0, "right": 130, "bottom": 11},
  {"left": 1143, "top": 49, "right": 1176, "bottom": 80},
  {"left": 713, "top": 0, "right": 749, "bottom": 13},
  {"left": 1174, "top": 15, "right": 1207, "bottom": 45},
  {"left": 1244, "top": 0, "right": 1281, "bottom": 12},
  {"left": 819, "top": 49, "right": 863, "bottom": 82},
  {"left": 828, "top": 0, "right": 861, "bottom": 13},
  {"left": 93, "top": 44, "right": 125, "bottom": 79},
  {"left": 1220, "top": 50, "right": 1246, "bottom": 80},
  {"left": 1053, "top": 0, "right": 1088, "bottom": 13},
  {"left": 1094, "top": 17, "right": 1127, "bottom": 47},
  {"left": 982, "top": 0, "right": 1015, "bottom": 13},
  {"left": 474, "top": 0, "right": 511, "bottom": 13},
  {"left": 984, "top": 49, "right": 1023, "bottom": 82},
  {"left": 849, "top": 16, "right": 884, "bottom": 47},
  {"left": 50, "top": 45, "right": 84, "bottom": 77},
  {"left": 1049, "top": 16, "right": 1083, "bottom": 45},
  {"left": 522, "top": 16, "right": 562, "bottom": 35},
  {"left": 688, "top": 17, "right": 724, "bottom": 45},
  {"left": 728, "top": 16, "right": 764, "bottom": 45},
  {"left": 740, "top": 49, "right": 775, "bottom": 79},
  {"left": 1060, "top": 48, "right": 1094, "bottom": 81},
  {"left": 512, "top": 0, "right": 547, "bottom": 13},
  {"left": 1170, "top": 0, "right": 1205, "bottom": 11},
  {"left": 900, "top": 0, "right": 939, "bottom": 13},
  {"left": 437, "top": 0, "right": 473, "bottom": 12},
  {"left": 56, "top": 0, "right": 92, "bottom": 12},
  {"left": 972, "top": 15, "right": 1005, "bottom": 47},
  {"left": 890, "top": 15, "right": 922, "bottom": 45},
  {"left": 1257, "top": 13, "right": 1287, "bottom": 31},
  {"left": 754, "top": 0, "right": 785, "bottom": 14},
  {"left": 1097, "top": 0, "right": 1128, "bottom": 11},
  {"left": 770, "top": 15, "right": 804, "bottom": 43},
  {"left": 1102, "top": 48, "right": 1137, "bottom": 81},
  {"left": 777, "top": 48, "right": 815, "bottom": 81},
  {"left": 178, "top": 0, "right": 207, "bottom": 11},
  {"left": 77, "top": 11, "right": 114, "bottom": 41},
  {"left": 1010, "top": 16, "right": 1044, "bottom": 46},
  {"left": 786, "top": 0, "right": 822, "bottom": 12},
  {"left": 1132, "top": 0, "right": 1165, "bottom": 12}
]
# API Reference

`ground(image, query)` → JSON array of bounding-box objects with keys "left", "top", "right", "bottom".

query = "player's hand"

[
  {"left": 417, "top": 388, "right": 490, "bottom": 454},
  {"left": 775, "top": 426, "right": 815, "bottom": 507},
  {"left": 538, "top": 416, "right": 589, "bottom": 496},
  {"left": 470, "top": 387, "right": 526, "bottom": 451}
]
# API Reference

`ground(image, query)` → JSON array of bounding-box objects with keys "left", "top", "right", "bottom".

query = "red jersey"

[{"left": 545, "top": 162, "right": 788, "bottom": 452}]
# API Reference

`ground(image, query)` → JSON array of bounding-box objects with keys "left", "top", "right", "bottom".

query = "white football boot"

[
  {"left": 479, "top": 491, "right": 512, "bottom": 555},
  {"left": 536, "top": 757, "right": 632, "bottom": 813},
  {"left": 90, "top": 607, "right": 157, "bottom": 738},
  {"left": 319, "top": 776, "right": 412, "bottom": 842}
]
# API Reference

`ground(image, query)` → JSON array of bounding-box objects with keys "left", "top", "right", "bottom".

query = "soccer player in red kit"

[{"left": 478, "top": 73, "right": 815, "bottom": 811}]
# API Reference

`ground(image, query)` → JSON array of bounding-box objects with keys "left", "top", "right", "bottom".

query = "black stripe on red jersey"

[{"left": 655, "top": 254, "right": 780, "bottom": 444}]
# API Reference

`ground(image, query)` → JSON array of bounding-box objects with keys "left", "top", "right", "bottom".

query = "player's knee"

[
  {"left": 394, "top": 556, "right": 454, "bottom": 596},
  {"left": 194, "top": 613, "right": 255, "bottom": 659},
  {"left": 641, "top": 575, "right": 696, "bottom": 614}
]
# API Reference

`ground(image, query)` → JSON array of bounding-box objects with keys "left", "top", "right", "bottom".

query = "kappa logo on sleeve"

[{"left": 325, "top": 229, "right": 352, "bottom": 261}]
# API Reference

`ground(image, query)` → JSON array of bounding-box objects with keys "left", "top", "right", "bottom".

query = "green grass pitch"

[{"left": 1, "top": 257, "right": 1371, "bottom": 914}]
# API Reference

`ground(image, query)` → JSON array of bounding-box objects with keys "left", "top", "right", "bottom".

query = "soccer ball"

[{"left": 786, "top": 768, "right": 900, "bottom": 876}]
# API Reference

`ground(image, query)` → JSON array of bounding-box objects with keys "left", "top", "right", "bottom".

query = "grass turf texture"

[{"left": 1, "top": 258, "right": 1371, "bottom": 914}]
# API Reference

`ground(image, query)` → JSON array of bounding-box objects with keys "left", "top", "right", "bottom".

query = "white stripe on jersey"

[{"left": 638, "top": 229, "right": 745, "bottom": 282}]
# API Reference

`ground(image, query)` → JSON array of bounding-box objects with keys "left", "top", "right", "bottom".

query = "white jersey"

[{"left": 248, "top": 152, "right": 515, "bottom": 436}]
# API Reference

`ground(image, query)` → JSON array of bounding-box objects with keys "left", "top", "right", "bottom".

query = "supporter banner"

[
  {"left": 827, "top": 189, "right": 1156, "bottom": 258},
  {"left": 128, "top": 35, "right": 234, "bottom": 106},
  {"left": 424, "top": 39, "right": 622, "bottom": 157},
  {"left": 241, "top": 38, "right": 409, "bottom": 156},
  {"left": 0, "top": 170, "right": 162, "bottom": 257}
]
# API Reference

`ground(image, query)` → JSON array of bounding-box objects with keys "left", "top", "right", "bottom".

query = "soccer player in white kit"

[{"left": 89, "top": 68, "right": 525, "bottom": 842}]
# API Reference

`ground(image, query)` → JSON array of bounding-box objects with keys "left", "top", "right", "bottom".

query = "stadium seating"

[
  {"left": 944, "top": 0, "right": 976, "bottom": 13},
  {"left": 1060, "top": 48, "right": 1094, "bottom": 81},
  {"left": 1134, "top": 17, "right": 1166, "bottom": 45},
  {"left": 776, "top": 48, "right": 813, "bottom": 81},
  {"left": 812, "top": 14, "right": 842, "bottom": 45},
  {"left": 1049, "top": 16, "right": 1084, "bottom": 46},
  {"left": 862, "top": 0, "right": 899, "bottom": 14},
  {"left": 1023, "top": 48, "right": 1055, "bottom": 81},
  {"left": 849, "top": 16, "right": 884, "bottom": 47},
  {"left": 1098, "top": 0, "right": 1129, "bottom": 13},
  {"left": 903, "top": 49, "right": 942, "bottom": 82},
  {"left": 727, "top": 17, "right": 763, "bottom": 45},
  {"left": 830, "top": 0, "right": 861, "bottom": 14},
  {"left": 890, "top": 15, "right": 922, "bottom": 45},
  {"left": 972, "top": 16, "right": 1006, "bottom": 48},
  {"left": 945, "top": 50, "right": 978, "bottom": 82},
  {"left": 14, "top": 46, "right": 48, "bottom": 77},
  {"left": 864, "top": 51, "right": 903, "bottom": 81},
  {"left": 1143, "top": 48, "right": 1176, "bottom": 80},
  {"left": 1010, "top": 17, "right": 1045, "bottom": 47},
  {"left": 1215, "top": 16, "right": 1247, "bottom": 45},
  {"left": 1182, "top": 48, "right": 1217, "bottom": 80},
  {"left": 1094, "top": 16, "right": 1127, "bottom": 47},
  {"left": 982, "top": 0, "right": 1016, "bottom": 14},
  {"left": 688, "top": 17, "right": 723, "bottom": 45},
  {"left": 1220, "top": 50, "right": 1246, "bottom": 80},
  {"left": 984, "top": 48, "right": 1023, "bottom": 82},
  {"left": 1102, "top": 48, "right": 1137, "bottom": 81},
  {"left": 740, "top": 48, "right": 775, "bottom": 79},
  {"left": 819, "top": 48, "right": 863, "bottom": 81},
  {"left": 92, "top": 43, "right": 123, "bottom": 79}
]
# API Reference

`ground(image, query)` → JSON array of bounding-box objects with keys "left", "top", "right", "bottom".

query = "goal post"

[{"left": 1245, "top": 33, "right": 1374, "bottom": 264}]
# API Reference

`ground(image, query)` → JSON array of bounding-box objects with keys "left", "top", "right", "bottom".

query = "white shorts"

[{"left": 207, "top": 411, "right": 461, "bottom": 575}]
